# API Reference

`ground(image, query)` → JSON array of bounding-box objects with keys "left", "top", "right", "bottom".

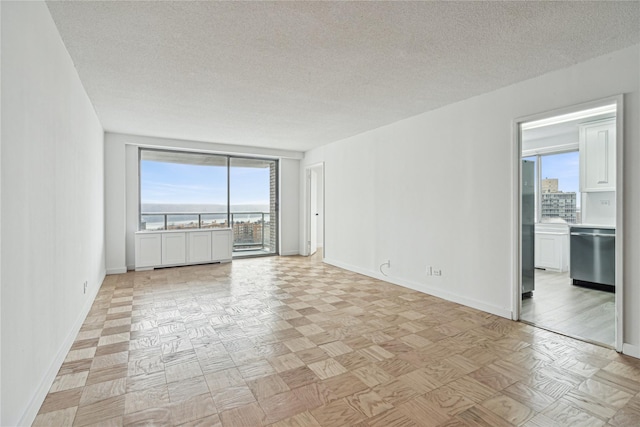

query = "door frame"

[
  {"left": 511, "top": 95, "right": 624, "bottom": 352},
  {"left": 309, "top": 168, "right": 318, "bottom": 256},
  {"left": 303, "top": 162, "right": 325, "bottom": 257}
]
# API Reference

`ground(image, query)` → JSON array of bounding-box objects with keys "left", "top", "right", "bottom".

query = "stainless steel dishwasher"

[{"left": 570, "top": 226, "right": 615, "bottom": 289}]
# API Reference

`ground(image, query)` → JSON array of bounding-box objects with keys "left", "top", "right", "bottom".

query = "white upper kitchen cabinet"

[{"left": 579, "top": 119, "right": 616, "bottom": 192}]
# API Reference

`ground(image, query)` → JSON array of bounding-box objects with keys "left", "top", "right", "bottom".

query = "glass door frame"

[
  {"left": 229, "top": 156, "right": 279, "bottom": 258},
  {"left": 138, "top": 147, "right": 279, "bottom": 258}
]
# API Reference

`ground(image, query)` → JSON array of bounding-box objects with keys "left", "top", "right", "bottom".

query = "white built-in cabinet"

[
  {"left": 580, "top": 119, "right": 616, "bottom": 192},
  {"left": 534, "top": 224, "right": 569, "bottom": 272},
  {"left": 162, "top": 233, "right": 187, "bottom": 265},
  {"left": 187, "top": 231, "right": 212, "bottom": 263},
  {"left": 135, "top": 228, "right": 232, "bottom": 271},
  {"left": 212, "top": 229, "right": 233, "bottom": 261},
  {"left": 135, "top": 233, "right": 162, "bottom": 268}
]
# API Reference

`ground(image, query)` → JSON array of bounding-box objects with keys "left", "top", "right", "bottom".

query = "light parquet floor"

[{"left": 35, "top": 254, "right": 640, "bottom": 426}]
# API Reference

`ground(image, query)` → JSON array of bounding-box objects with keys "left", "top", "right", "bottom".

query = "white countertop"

[
  {"left": 571, "top": 224, "right": 616, "bottom": 229},
  {"left": 136, "top": 227, "right": 232, "bottom": 234},
  {"left": 535, "top": 223, "right": 569, "bottom": 234}
]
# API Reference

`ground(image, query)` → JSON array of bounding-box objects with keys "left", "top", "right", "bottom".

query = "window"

[
  {"left": 139, "top": 149, "right": 278, "bottom": 256},
  {"left": 525, "top": 151, "right": 581, "bottom": 224}
]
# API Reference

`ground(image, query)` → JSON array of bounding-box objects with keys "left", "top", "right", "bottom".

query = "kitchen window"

[{"left": 525, "top": 151, "right": 581, "bottom": 225}]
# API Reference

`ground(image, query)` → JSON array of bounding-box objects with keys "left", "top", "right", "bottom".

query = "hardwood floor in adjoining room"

[
  {"left": 34, "top": 254, "right": 640, "bottom": 426},
  {"left": 521, "top": 269, "right": 615, "bottom": 347}
]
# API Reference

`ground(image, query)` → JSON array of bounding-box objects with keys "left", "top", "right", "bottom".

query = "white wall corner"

[
  {"left": 2, "top": 3, "right": 106, "bottom": 423},
  {"left": 622, "top": 343, "right": 640, "bottom": 359},
  {"left": 278, "top": 158, "right": 300, "bottom": 256},
  {"left": 104, "top": 136, "right": 127, "bottom": 272},
  {"left": 18, "top": 272, "right": 105, "bottom": 426},
  {"left": 279, "top": 250, "right": 300, "bottom": 256},
  {"left": 0, "top": 1, "right": 3, "bottom": 422}
]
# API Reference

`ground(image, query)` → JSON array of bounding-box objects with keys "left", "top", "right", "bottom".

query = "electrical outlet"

[
  {"left": 433, "top": 269, "right": 442, "bottom": 276},
  {"left": 426, "top": 266, "right": 432, "bottom": 276}
]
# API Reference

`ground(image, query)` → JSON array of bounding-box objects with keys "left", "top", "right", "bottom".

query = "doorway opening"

[
  {"left": 515, "top": 98, "right": 623, "bottom": 350},
  {"left": 305, "top": 163, "right": 324, "bottom": 258}
]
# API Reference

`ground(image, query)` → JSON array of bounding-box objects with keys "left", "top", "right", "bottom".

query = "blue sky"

[
  {"left": 525, "top": 151, "right": 580, "bottom": 207},
  {"left": 140, "top": 160, "right": 270, "bottom": 206},
  {"left": 541, "top": 151, "right": 579, "bottom": 194}
]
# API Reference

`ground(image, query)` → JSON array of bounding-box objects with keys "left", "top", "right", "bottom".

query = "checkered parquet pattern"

[{"left": 35, "top": 254, "right": 640, "bottom": 426}]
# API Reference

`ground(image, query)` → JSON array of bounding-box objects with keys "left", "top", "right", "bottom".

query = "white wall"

[
  {"left": 0, "top": 2, "right": 3, "bottom": 422},
  {"left": 1, "top": 2, "right": 105, "bottom": 425},
  {"left": 105, "top": 135, "right": 127, "bottom": 274},
  {"left": 301, "top": 45, "right": 640, "bottom": 353},
  {"left": 316, "top": 166, "right": 324, "bottom": 248},
  {"left": 583, "top": 191, "right": 616, "bottom": 226},
  {"left": 104, "top": 132, "right": 302, "bottom": 271},
  {"left": 279, "top": 159, "right": 301, "bottom": 256}
]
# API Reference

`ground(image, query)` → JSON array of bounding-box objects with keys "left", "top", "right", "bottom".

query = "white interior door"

[{"left": 309, "top": 169, "right": 318, "bottom": 255}]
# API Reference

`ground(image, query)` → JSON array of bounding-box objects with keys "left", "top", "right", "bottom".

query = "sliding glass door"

[
  {"left": 230, "top": 157, "right": 277, "bottom": 256},
  {"left": 139, "top": 149, "right": 278, "bottom": 257}
]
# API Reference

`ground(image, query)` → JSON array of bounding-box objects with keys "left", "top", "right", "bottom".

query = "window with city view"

[
  {"left": 139, "top": 149, "right": 278, "bottom": 256},
  {"left": 526, "top": 151, "right": 581, "bottom": 224}
]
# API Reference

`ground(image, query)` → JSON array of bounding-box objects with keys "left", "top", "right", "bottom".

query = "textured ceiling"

[{"left": 46, "top": 1, "right": 640, "bottom": 152}]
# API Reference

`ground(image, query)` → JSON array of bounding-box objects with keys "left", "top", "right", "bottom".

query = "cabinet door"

[
  {"left": 135, "top": 233, "right": 162, "bottom": 268},
  {"left": 212, "top": 229, "right": 232, "bottom": 261},
  {"left": 187, "top": 231, "right": 212, "bottom": 263},
  {"left": 162, "top": 233, "right": 186, "bottom": 265},
  {"left": 580, "top": 119, "right": 616, "bottom": 192},
  {"left": 534, "top": 233, "right": 564, "bottom": 271}
]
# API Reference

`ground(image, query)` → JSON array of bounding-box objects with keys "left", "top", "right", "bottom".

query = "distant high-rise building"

[
  {"left": 233, "top": 221, "right": 266, "bottom": 249},
  {"left": 542, "top": 178, "right": 558, "bottom": 193},
  {"left": 540, "top": 177, "right": 577, "bottom": 223},
  {"left": 541, "top": 192, "right": 577, "bottom": 223}
]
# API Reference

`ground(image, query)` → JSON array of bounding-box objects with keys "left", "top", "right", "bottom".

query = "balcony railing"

[
  {"left": 229, "top": 212, "right": 270, "bottom": 252},
  {"left": 140, "top": 211, "right": 272, "bottom": 252}
]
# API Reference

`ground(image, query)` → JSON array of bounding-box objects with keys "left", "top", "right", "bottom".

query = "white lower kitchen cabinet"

[
  {"left": 135, "top": 228, "right": 232, "bottom": 271},
  {"left": 534, "top": 224, "right": 569, "bottom": 272}
]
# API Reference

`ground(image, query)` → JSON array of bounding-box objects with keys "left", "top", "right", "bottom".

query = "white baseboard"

[
  {"left": 106, "top": 267, "right": 127, "bottom": 275},
  {"left": 323, "top": 258, "right": 512, "bottom": 320},
  {"left": 19, "top": 270, "right": 106, "bottom": 426},
  {"left": 623, "top": 343, "right": 640, "bottom": 359},
  {"left": 279, "top": 250, "right": 300, "bottom": 256}
]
